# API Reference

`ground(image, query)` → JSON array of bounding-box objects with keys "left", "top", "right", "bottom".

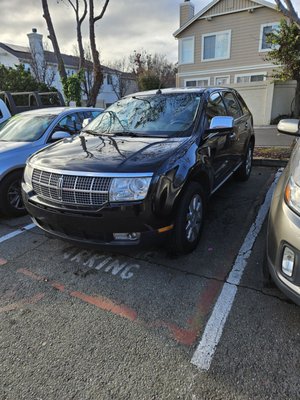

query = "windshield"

[
  {"left": 0, "top": 114, "right": 56, "bottom": 142},
  {"left": 85, "top": 93, "right": 202, "bottom": 137}
]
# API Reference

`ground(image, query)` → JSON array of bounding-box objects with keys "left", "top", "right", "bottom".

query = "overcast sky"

[{"left": 0, "top": 0, "right": 299, "bottom": 66}]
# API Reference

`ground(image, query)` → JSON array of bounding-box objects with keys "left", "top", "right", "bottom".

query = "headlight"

[
  {"left": 285, "top": 176, "right": 300, "bottom": 215},
  {"left": 23, "top": 163, "right": 34, "bottom": 188},
  {"left": 109, "top": 177, "right": 152, "bottom": 202}
]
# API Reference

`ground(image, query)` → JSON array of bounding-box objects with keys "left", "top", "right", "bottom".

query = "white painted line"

[
  {"left": 0, "top": 223, "right": 36, "bottom": 244},
  {"left": 191, "top": 169, "right": 283, "bottom": 371}
]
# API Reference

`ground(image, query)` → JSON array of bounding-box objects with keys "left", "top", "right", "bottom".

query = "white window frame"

[
  {"left": 184, "top": 77, "right": 210, "bottom": 87},
  {"left": 179, "top": 36, "right": 195, "bottom": 65},
  {"left": 201, "top": 30, "right": 231, "bottom": 62},
  {"left": 214, "top": 75, "right": 230, "bottom": 85},
  {"left": 259, "top": 22, "right": 280, "bottom": 52},
  {"left": 234, "top": 72, "right": 267, "bottom": 83}
]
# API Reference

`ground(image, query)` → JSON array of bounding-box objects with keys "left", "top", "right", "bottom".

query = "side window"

[
  {"left": 206, "top": 92, "right": 227, "bottom": 125},
  {"left": 222, "top": 92, "right": 242, "bottom": 119},
  {"left": 235, "top": 92, "right": 250, "bottom": 116},
  {"left": 55, "top": 113, "right": 82, "bottom": 134}
]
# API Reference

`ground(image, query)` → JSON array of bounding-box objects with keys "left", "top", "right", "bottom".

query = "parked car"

[
  {"left": 22, "top": 88, "right": 254, "bottom": 254},
  {"left": 0, "top": 107, "right": 103, "bottom": 217},
  {"left": 264, "top": 119, "right": 300, "bottom": 305}
]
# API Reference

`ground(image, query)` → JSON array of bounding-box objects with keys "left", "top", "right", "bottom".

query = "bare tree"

[
  {"left": 108, "top": 58, "right": 136, "bottom": 99},
  {"left": 87, "top": 0, "right": 110, "bottom": 106},
  {"left": 66, "top": 0, "right": 87, "bottom": 70},
  {"left": 275, "top": 0, "right": 300, "bottom": 26},
  {"left": 41, "top": 0, "right": 67, "bottom": 81}
]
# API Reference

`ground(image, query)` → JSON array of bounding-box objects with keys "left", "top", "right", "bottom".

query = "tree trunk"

[
  {"left": 41, "top": 0, "right": 67, "bottom": 82},
  {"left": 87, "top": 0, "right": 109, "bottom": 107},
  {"left": 294, "top": 79, "right": 300, "bottom": 118}
]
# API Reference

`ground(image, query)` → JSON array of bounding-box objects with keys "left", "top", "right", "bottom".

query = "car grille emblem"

[{"left": 57, "top": 176, "right": 64, "bottom": 200}]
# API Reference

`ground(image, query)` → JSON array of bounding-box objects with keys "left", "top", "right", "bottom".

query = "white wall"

[
  {"left": 0, "top": 49, "right": 19, "bottom": 68},
  {"left": 231, "top": 81, "right": 274, "bottom": 125},
  {"left": 272, "top": 81, "right": 296, "bottom": 121}
]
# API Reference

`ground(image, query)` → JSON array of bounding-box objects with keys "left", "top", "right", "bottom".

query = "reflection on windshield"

[
  {"left": 0, "top": 114, "right": 56, "bottom": 142},
  {"left": 86, "top": 93, "right": 202, "bottom": 137}
]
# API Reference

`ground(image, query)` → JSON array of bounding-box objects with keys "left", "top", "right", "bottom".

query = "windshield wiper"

[
  {"left": 81, "top": 129, "right": 101, "bottom": 136},
  {"left": 112, "top": 131, "right": 141, "bottom": 137}
]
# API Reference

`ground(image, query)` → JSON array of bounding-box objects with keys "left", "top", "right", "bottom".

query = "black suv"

[{"left": 22, "top": 88, "right": 254, "bottom": 254}]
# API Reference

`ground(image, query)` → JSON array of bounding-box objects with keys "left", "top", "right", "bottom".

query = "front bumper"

[
  {"left": 266, "top": 174, "right": 300, "bottom": 305},
  {"left": 22, "top": 183, "right": 173, "bottom": 248}
]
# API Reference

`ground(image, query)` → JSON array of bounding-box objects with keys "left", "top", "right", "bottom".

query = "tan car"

[{"left": 264, "top": 119, "right": 300, "bottom": 305}]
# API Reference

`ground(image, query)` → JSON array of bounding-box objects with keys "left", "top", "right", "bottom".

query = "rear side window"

[
  {"left": 206, "top": 92, "right": 227, "bottom": 124},
  {"left": 235, "top": 92, "right": 250, "bottom": 115},
  {"left": 223, "top": 92, "right": 242, "bottom": 119}
]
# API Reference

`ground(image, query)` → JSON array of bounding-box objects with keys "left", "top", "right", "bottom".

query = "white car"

[{"left": 0, "top": 107, "right": 103, "bottom": 217}]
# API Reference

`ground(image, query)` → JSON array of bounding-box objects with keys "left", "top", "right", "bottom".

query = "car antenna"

[{"left": 156, "top": 89, "right": 162, "bottom": 94}]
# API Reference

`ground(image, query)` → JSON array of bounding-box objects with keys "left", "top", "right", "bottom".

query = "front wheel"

[
  {"left": 235, "top": 141, "right": 253, "bottom": 181},
  {"left": 0, "top": 171, "right": 26, "bottom": 217},
  {"left": 167, "top": 182, "right": 206, "bottom": 256}
]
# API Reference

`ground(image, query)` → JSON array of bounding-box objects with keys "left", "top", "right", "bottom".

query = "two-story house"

[
  {"left": 0, "top": 29, "right": 137, "bottom": 108},
  {"left": 174, "top": 0, "right": 296, "bottom": 125}
]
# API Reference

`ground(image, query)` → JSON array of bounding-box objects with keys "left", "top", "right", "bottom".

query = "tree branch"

[
  {"left": 94, "top": 0, "right": 109, "bottom": 22},
  {"left": 275, "top": 0, "right": 300, "bottom": 27}
]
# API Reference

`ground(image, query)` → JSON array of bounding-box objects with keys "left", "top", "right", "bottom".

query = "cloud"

[{"left": 0, "top": 0, "right": 299, "bottom": 66}]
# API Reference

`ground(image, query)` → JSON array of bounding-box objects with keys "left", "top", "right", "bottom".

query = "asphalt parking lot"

[{"left": 0, "top": 166, "right": 299, "bottom": 400}]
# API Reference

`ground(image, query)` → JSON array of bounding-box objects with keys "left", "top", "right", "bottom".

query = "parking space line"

[
  {"left": 191, "top": 169, "right": 282, "bottom": 371},
  {"left": 0, "top": 223, "right": 35, "bottom": 244}
]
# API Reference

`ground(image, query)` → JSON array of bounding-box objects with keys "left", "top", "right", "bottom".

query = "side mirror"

[
  {"left": 277, "top": 119, "right": 300, "bottom": 136},
  {"left": 209, "top": 116, "right": 234, "bottom": 130},
  {"left": 204, "top": 116, "right": 234, "bottom": 137},
  {"left": 82, "top": 118, "right": 92, "bottom": 128},
  {"left": 51, "top": 131, "right": 72, "bottom": 141}
]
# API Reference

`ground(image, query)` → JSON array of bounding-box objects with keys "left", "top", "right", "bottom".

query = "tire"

[
  {"left": 0, "top": 171, "right": 26, "bottom": 217},
  {"left": 235, "top": 141, "right": 254, "bottom": 181},
  {"left": 167, "top": 182, "right": 206, "bottom": 256}
]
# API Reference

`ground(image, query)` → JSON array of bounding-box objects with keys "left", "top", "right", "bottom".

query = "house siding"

[
  {"left": 204, "top": 0, "right": 260, "bottom": 16},
  {"left": 177, "top": 6, "right": 281, "bottom": 76}
]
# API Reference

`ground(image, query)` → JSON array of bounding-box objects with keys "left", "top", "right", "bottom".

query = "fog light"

[
  {"left": 282, "top": 246, "right": 295, "bottom": 277},
  {"left": 113, "top": 232, "right": 141, "bottom": 241}
]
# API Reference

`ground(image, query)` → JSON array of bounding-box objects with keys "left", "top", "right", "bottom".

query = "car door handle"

[{"left": 229, "top": 132, "right": 236, "bottom": 140}]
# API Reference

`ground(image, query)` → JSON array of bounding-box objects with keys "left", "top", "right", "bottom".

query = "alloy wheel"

[{"left": 185, "top": 194, "right": 203, "bottom": 242}]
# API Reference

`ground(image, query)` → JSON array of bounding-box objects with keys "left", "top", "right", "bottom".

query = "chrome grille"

[{"left": 32, "top": 169, "right": 111, "bottom": 207}]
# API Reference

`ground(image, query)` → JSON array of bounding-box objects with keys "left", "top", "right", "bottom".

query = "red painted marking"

[
  {"left": 17, "top": 268, "right": 137, "bottom": 322},
  {"left": 70, "top": 291, "right": 137, "bottom": 321},
  {"left": 52, "top": 282, "right": 65, "bottom": 292},
  {"left": 17, "top": 268, "right": 44, "bottom": 281},
  {"left": 0, "top": 258, "right": 7, "bottom": 266},
  {"left": 16, "top": 268, "right": 223, "bottom": 346},
  {"left": 0, "top": 293, "right": 45, "bottom": 313},
  {"left": 187, "top": 279, "right": 223, "bottom": 327},
  {"left": 152, "top": 321, "right": 198, "bottom": 346}
]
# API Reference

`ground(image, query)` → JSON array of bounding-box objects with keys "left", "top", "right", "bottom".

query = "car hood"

[
  {"left": 30, "top": 134, "right": 188, "bottom": 173},
  {"left": 0, "top": 141, "right": 34, "bottom": 154}
]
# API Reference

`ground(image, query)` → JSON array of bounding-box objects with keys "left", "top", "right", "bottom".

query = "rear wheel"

[
  {"left": 167, "top": 182, "right": 206, "bottom": 255},
  {"left": 0, "top": 171, "right": 26, "bottom": 217},
  {"left": 235, "top": 141, "right": 253, "bottom": 181}
]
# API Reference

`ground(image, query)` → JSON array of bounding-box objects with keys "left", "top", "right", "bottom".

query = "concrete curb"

[{"left": 253, "top": 158, "right": 288, "bottom": 167}]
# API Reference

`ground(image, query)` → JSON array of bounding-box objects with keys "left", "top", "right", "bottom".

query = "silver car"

[
  {"left": 265, "top": 119, "right": 300, "bottom": 305},
  {"left": 0, "top": 107, "right": 103, "bottom": 217}
]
